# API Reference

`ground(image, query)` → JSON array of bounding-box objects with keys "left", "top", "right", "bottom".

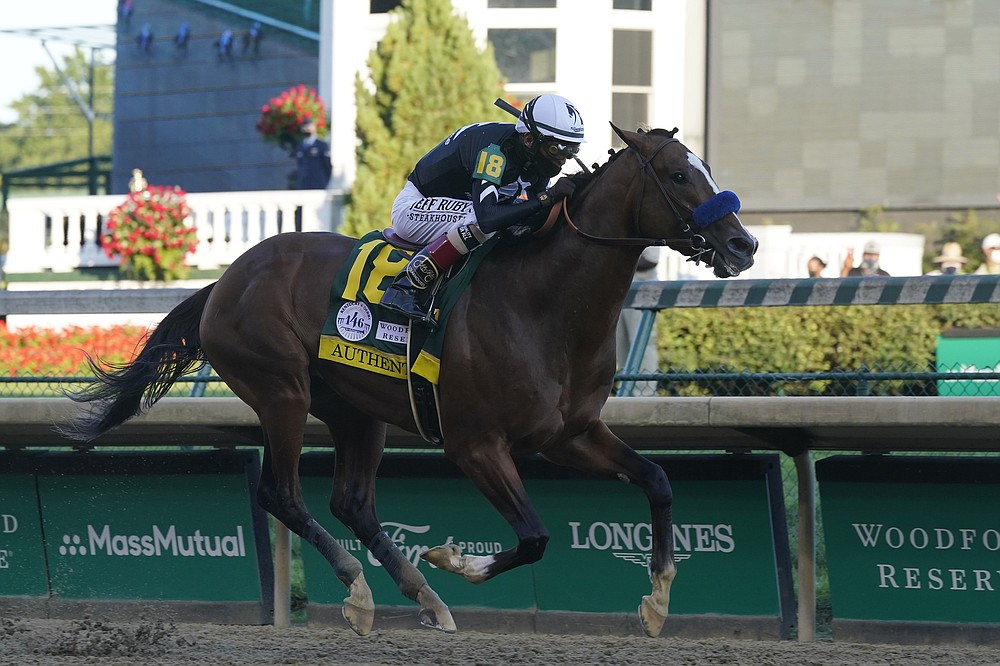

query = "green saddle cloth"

[{"left": 319, "top": 230, "right": 497, "bottom": 384}]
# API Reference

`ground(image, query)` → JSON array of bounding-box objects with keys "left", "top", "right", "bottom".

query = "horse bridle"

[{"left": 559, "top": 136, "right": 724, "bottom": 267}]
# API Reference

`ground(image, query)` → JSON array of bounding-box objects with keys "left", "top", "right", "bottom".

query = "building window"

[
  {"left": 613, "top": 0, "right": 652, "bottom": 9},
  {"left": 611, "top": 30, "right": 652, "bottom": 144},
  {"left": 613, "top": 30, "right": 652, "bottom": 86},
  {"left": 488, "top": 0, "right": 556, "bottom": 7},
  {"left": 612, "top": 93, "right": 649, "bottom": 135},
  {"left": 489, "top": 29, "right": 556, "bottom": 83}
]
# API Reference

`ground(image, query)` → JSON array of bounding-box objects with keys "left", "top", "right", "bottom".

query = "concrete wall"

[{"left": 708, "top": 0, "right": 1000, "bottom": 212}]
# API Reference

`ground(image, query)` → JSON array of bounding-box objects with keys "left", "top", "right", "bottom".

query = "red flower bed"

[{"left": 0, "top": 323, "right": 146, "bottom": 376}]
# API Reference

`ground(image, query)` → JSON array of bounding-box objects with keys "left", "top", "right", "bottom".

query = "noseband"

[{"left": 560, "top": 136, "right": 740, "bottom": 268}]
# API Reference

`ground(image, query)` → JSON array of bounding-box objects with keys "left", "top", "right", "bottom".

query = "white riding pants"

[{"left": 391, "top": 181, "right": 494, "bottom": 245}]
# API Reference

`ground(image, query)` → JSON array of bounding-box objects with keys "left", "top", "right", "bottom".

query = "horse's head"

[{"left": 611, "top": 124, "right": 758, "bottom": 278}]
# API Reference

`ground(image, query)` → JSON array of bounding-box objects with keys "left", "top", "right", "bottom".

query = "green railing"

[{"left": 615, "top": 274, "right": 1000, "bottom": 395}]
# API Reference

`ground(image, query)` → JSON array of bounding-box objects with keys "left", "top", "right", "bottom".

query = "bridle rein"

[{"left": 548, "top": 134, "right": 737, "bottom": 269}]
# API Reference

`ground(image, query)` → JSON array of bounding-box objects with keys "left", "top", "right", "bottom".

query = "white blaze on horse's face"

[{"left": 686, "top": 153, "right": 721, "bottom": 195}]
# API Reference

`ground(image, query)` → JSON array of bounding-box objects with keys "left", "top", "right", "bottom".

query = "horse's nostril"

[{"left": 729, "top": 236, "right": 758, "bottom": 256}]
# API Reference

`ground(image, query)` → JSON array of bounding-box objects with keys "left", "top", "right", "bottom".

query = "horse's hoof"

[
  {"left": 416, "top": 584, "right": 457, "bottom": 633},
  {"left": 342, "top": 573, "right": 375, "bottom": 636},
  {"left": 421, "top": 544, "right": 464, "bottom": 573},
  {"left": 342, "top": 600, "right": 375, "bottom": 636},
  {"left": 639, "top": 596, "right": 667, "bottom": 637},
  {"left": 418, "top": 606, "right": 457, "bottom": 633}
]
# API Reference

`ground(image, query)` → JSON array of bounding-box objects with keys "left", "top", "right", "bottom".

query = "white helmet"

[{"left": 515, "top": 94, "right": 586, "bottom": 144}]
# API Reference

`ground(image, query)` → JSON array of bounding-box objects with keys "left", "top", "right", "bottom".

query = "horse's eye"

[{"left": 670, "top": 172, "right": 688, "bottom": 184}]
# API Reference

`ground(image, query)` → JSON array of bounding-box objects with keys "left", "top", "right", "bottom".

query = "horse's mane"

[{"left": 564, "top": 126, "right": 679, "bottom": 197}]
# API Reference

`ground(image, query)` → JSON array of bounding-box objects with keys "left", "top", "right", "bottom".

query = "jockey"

[{"left": 380, "top": 93, "right": 585, "bottom": 326}]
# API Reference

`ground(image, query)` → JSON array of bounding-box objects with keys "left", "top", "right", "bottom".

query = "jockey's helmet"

[{"left": 515, "top": 94, "right": 586, "bottom": 145}]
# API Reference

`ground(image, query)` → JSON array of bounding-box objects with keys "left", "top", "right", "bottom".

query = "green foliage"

[
  {"left": 343, "top": 0, "right": 507, "bottom": 237},
  {"left": 857, "top": 205, "right": 900, "bottom": 233},
  {"left": 654, "top": 304, "right": 1000, "bottom": 395},
  {"left": 918, "top": 209, "right": 1000, "bottom": 274},
  {"left": 0, "top": 48, "right": 113, "bottom": 177}
]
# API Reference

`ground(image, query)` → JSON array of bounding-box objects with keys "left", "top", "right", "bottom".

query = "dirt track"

[{"left": 5, "top": 617, "right": 1000, "bottom": 666}]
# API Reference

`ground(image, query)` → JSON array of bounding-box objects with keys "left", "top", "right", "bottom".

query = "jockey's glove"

[{"left": 547, "top": 177, "right": 577, "bottom": 202}]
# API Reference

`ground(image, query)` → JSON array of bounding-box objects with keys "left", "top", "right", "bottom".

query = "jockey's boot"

[{"left": 381, "top": 223, "right": 487, "bottom": 327}]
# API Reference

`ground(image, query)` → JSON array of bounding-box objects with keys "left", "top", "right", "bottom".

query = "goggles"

[{"left": 539, "top": 139, "right": 581, "bottom": 158}]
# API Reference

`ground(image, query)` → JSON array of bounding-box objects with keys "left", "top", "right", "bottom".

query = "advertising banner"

[
  {"left": 819, "top": 456, "right": 1000, "bottom": 624},
  {"left": 0, "top": 474, "right": 48, "bottom": 597},
  {"left": 0, "top": 451, "right": 272, "bottom": 609},
  {"left": 936, "top": 329, "right": 1000, "bottom": 396},
  {"left": 299, "top": 454, "right": 791, "bottom": 625},
  {"left": 40, "top": 473, "right": 261, "bottom": 601},
  {"left": 527, "top": 477, "right": 784, "bottom": 615}
]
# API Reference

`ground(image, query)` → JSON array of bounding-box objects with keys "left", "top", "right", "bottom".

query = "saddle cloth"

[{"left": 319, "top": 230, "right": 496, "bottom": 384}]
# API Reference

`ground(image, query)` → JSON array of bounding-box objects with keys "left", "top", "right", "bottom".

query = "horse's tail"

[{"left": 56, "top": 283, "right": 216, "bottom": 441}]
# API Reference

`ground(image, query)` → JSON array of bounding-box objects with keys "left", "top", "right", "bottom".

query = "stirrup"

[{"left": 381, "top": 282, "right": 439, "bottom": 330}]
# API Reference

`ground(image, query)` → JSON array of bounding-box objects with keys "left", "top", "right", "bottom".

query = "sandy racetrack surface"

[{"left": 5, "top": 618, "right": 1000, "bottom": 665}]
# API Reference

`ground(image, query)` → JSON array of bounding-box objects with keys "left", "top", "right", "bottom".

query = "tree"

[
  {"left": 342, "top": 0, "right": 507, "bottom": 237},
  {"left": 0, "top": 48, "right": 113, "bottom": 177}
]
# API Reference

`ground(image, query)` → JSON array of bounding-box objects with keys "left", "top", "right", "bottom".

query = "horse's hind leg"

[
  {"left": 312, "top": 396, "right": 456, "bottom": 632},
  {"left": 422, "top": 436, "right": 551, "bottom": 584},
  {"left": 255, "top": 405, "right": 374, "bottom": 635},
  {"left": 542, "top": 421, "right": 675, "bottom": 638}
]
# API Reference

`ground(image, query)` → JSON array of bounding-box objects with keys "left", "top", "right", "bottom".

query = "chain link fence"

[
  {"left": 613, "top": 362, "right": 1000, "bottom": 397},
  {"left": 4, "top": 361, "right": 999, "bottom": 398}
]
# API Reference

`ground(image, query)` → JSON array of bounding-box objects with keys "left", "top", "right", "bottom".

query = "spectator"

[
  {"left": 616, "top": 247, "right": 661, "bottom": 396},
  {"left": 295, "top": 119, "right": 332, "bottom": 190},
  {"left": 841, "top": 240, "right": 890, "bottom": 277},
  {"left": 243, "top": 21, "right": 264, "bottom": 55},
  {"left": 175, "top": 22, "right": 191, "bottom": 49},
  {"left": 137, "top": 23, "right": 154, "bottom": 52},
  {"left": 216, "top": 29, "right": 234, "bottom": 59},
  {"left": 128, "top": 168, "right": 147, "bottom": 193},
  {"left": 975, "top": 233, "right": 1000, "bottom": 275},
  {"left": 926, "top": 242, "right": 967, "bottom": 275},
  {"left": 806, "top": 255, "right": 828, "bottom": 278},
  {"left": 119, "top": 0, "right": 134, "bottom": 29}
]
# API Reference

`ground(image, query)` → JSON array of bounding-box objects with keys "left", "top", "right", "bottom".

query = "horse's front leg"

[
  {"left": 543, "top": 421, "right": 676, "bottom": 638},
  {"left": 423, "top": 438, "right": 549, "bottom": 583}
]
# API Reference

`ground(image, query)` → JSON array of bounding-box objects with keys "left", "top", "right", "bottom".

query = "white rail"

[{"left": 5, "top": 189, "right": 344, "bottom": 274}]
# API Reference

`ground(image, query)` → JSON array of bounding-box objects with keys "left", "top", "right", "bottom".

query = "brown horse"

[{"left": 60, "top": 126, "right": 757, "bottom": 637}]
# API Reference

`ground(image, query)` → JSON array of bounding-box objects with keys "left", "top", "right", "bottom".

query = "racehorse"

[{"left": 59, "top": 125, "right": 757, "bottom": 637}]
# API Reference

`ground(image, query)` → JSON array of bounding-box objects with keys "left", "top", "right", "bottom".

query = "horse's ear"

[{"left": 610, "top": 122, "right": 637, "bottom": 148}]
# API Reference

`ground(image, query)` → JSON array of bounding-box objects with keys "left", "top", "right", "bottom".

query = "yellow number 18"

[{"left": 476, "top": 151, "right": 504, "bottom": 179}]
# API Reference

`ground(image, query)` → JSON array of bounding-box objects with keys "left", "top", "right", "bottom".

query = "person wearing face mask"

[
  {"left": 841, "top": 240, "right": 890, "bottom": 277},
  {"left": 295, "top": 119, "right": 332, "bottom": 190},
  {"left": 926, "top": 242, "right": 967, "bottom": 275},
  {"left": 380, "top": 93, "right": 584, "bottom": 326},
  {"left": 974, "top": 233, "right": 1000, "bottom": 275}
]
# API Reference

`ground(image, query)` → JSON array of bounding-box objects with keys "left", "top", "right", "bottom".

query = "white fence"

[
  {"left": 5, "top": 190, "right": 926, "bottom": 279},
  {"left": 5, "top": 189, "right": 345, "bottom": 274}
]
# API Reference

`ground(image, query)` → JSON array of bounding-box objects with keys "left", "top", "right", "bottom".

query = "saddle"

[
  {"left": 381, "top": 227, "right": 423, "bottom": 251},
  {"left": 318, "top": 230, "right": 498, "bottom": 444}
]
